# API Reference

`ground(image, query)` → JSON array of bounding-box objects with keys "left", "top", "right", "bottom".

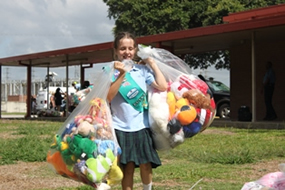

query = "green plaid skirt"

[{"left": 115, "top": 128, "right": 161, "bottom": 168}]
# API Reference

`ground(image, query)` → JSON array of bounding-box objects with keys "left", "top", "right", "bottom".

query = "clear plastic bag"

[
  {"left": 46, "top": 62, "right": 123, "bottom": 189},
  {"left": 241, "top": 163, "right": 285, "bottom": 190},
  {"left": 137, "top": 44, "right": 216, "bottom": 150}
]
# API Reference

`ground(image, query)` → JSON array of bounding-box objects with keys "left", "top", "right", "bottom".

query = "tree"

[{"left": 103, "top": 0, "right": 285, "bottom": 69}]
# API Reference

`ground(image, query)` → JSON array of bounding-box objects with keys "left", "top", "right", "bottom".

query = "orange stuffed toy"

[
  {"left": 46, "top": 151, "right": 79, "bottom": 180},
  {"left": 167, "top": 91, "right": 197, "bottom": 126}
]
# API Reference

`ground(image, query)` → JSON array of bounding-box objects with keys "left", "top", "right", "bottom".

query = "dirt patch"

[
  {"left": 0, "top": 160, "right": 283, "bottom": 190},
  {"left": 239, "top": 160, "right": 283, "bottom": 180},
  {"left": 0, "top": 161, "right": 82, "bottom": 190},
  {"left": 201, "top": 128, "right": 236, "bottom": 135}
]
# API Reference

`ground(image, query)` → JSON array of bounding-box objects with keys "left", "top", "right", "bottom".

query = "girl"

[{"left": 107, "top": 32, "right": 167, "bottom": 190}]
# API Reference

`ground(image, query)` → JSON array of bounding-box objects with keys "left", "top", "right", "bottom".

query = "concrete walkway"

[{"left": 211, "top": 119, "right": 285, "bottom": 129}]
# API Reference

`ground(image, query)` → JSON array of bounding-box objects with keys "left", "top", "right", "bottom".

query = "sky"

[{"left": 0, "top": 0, "right": 230, "bottom": 87}]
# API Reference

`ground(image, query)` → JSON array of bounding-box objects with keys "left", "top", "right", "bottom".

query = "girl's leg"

[
  {"left": 140, "top": 162, "right": 152, "bottom": 189},
  {"left": 122, "top": 162, "right": 135, "bottom": 190}
]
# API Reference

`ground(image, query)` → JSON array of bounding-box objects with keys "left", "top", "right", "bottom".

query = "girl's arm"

[
  {"left": 143, "top": 58, "right": 168, "bottom": 91},
  {"left": 107, "top": 61, "right": 126, "bottom": 102}
]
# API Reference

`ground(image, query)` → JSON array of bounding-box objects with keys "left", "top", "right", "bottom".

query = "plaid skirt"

[{"left": 115, "top": 128, "right": 161, "bottom": 168}]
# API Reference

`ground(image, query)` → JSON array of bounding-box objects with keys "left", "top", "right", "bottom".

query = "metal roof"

[{"left": 0, "top": 4, "right": 285, "bottom": 68}]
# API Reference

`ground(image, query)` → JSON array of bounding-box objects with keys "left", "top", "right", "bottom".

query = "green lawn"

[{"left": 0, "top": 120, "right": 284, "bottom": 190}]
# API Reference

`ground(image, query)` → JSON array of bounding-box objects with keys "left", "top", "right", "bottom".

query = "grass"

[{"left": 0, "top": 120, "right": 285, "bottom": 189}]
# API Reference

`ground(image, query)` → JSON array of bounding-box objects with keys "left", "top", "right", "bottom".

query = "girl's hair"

[{"left": 113, "top": 32, "right": 137, "bottom": 50}]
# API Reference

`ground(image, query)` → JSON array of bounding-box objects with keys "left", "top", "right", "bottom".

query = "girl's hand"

[
  {"left": 142, "top": 57, "right": 156, "bottom": 67},
  {"left": 114, "top": 61, "right": 126, "bottom": 73}
]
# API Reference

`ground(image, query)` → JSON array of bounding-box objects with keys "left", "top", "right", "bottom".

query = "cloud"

[
  {"left": 0, "top": 0, "right": 229, "bottom": 85},
  {"left": 0, "top": 0, "right": 115, "bottom": 58}
]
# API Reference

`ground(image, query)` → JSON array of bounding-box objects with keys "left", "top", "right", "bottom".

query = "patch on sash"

[{"left": 127, "top": 88, "right": 139, "bottom": 99}]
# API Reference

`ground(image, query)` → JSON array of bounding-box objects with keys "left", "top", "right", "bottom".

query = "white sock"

[{"left": 143, "top": 182, "right": 152, "bottom": 190}]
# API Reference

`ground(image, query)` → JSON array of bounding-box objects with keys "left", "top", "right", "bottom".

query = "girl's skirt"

[{"left": 115, "top": 128, "right": 161, "bottom": 168}]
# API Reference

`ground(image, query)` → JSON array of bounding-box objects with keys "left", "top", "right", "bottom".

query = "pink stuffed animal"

[{"left": 241, "top": 164, "right": 285, "bottom": 190}]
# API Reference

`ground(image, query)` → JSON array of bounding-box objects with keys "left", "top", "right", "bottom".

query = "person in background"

[
  {"left": 54, "top": 88, "right": 63, "bottom": 112},
  {"left": 75, "top": 80, "right": 93, "bottom": 102},
  {"left": 107, "top": 32, "right": 167, "bottom": 190},
  {"left": 62, "top": 92, "right": 74, "bottom": 116},
  {"left": 261, "top": 61, "right": 277, "bottom": 121},
  {"left": 31, "top": 96, "right": 37, "bottom": 114},
  {"left": 50, "top": 92, "right": 56, "bottom": 109},
  {"left": 72, "top": 81, "right": 81, "bottom": 91},
  {"left": 82, "top": 80, "right": 93, "bottom": 93}
]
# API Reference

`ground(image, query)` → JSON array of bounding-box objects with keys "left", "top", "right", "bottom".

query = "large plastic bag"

[
  {"left": 46, "top": 62, "right": 123, "bottom": 189},
  {"left": 137, "top": 45, "right": 216, "bottom": 151},
  {"left": 241, "top": 163, "right": 285, "bottom": 190}
]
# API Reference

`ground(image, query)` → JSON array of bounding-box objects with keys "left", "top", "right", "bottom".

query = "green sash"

[{"left": 114, "top": 72, "right": 148, "bottom": 112}]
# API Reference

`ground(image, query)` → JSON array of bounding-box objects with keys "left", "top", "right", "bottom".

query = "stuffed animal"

[
  {"left": 179, "top": 74, "right": 209, "bottom": 95},
  {"left": 148, "top": 90, "right": 185, "bottom": 150},
  {"left": 175, "top": 104, "right": 197, "bottom": 126},
  {"left": 241, "top": 172, "right": 285, "bottom": 190},
  {"left": 89, "top": 98, "right": 108, "bottom": 120},
  {"left": 50, "top": 134, "right": 75, "bottom": 165},
  {"left": 170, "top": 81, "right": 189, "bottom": 100},
  {"left": 60, "top": 122, "right": 77, "bottom": 139},
  {"left": 50, "top": 134, "right": 69, "bottom": 151},
  {"left": 106, "top": 157, "right": 123, "bottom": 186},
  {"left": 167, "top": 91, "right": 176, "bottom": 119},
  {"left": 74, "top": 115, "right": 94, "bottom": 125},
  {"left": 66, "top": 134, "right": 97, "bottom": 162},
  {"left": 73, "top": 159, "right": 99, "bottom": 188},
  {"left": 241, "top": 163, "right": 285, "bottom": 190},
  {"left": 94, "top": 139, "right": 121, "bottom": 156},
  {"left": 73, "top": 120, "right": 96, "bottom": 137},
  {"left": 170, "top": 75, "right": 216, "bottom": 133},
  {"left": 46, "top": 150, "right": 79, "bottom": 180},
  {"left": 85, "top": 148, "right": 115, "bottom": 183},
  {"left": 182, "top": 89, "right": 212, "bottom": 110}
]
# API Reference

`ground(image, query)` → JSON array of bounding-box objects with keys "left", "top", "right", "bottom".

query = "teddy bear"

[
  {"left": 148, "top": 90, "right": 186, "bottom": 150},
  {"left": 182, "top": 89, "right": 212, "bottom": 111},
  {"left": 72, "top": 120, "right": 96, "bottom": 138}
]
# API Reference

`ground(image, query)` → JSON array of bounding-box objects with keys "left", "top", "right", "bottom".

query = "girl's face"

[{"left": 115, "top": 38, "right": 136, "bottom": 61}]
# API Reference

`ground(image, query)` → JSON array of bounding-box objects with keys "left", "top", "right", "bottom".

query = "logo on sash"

[{"left": 127, "top": 88, "right": 139, "bottom": 99}]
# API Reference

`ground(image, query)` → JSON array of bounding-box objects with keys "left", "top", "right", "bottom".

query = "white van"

[{"left": 36, "top": 86, "right": 76, "bottom": 111}]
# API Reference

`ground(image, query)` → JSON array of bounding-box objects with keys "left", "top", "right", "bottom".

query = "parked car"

[{"left": 198, "top": 75, "right": 230, "bottom": 119}]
